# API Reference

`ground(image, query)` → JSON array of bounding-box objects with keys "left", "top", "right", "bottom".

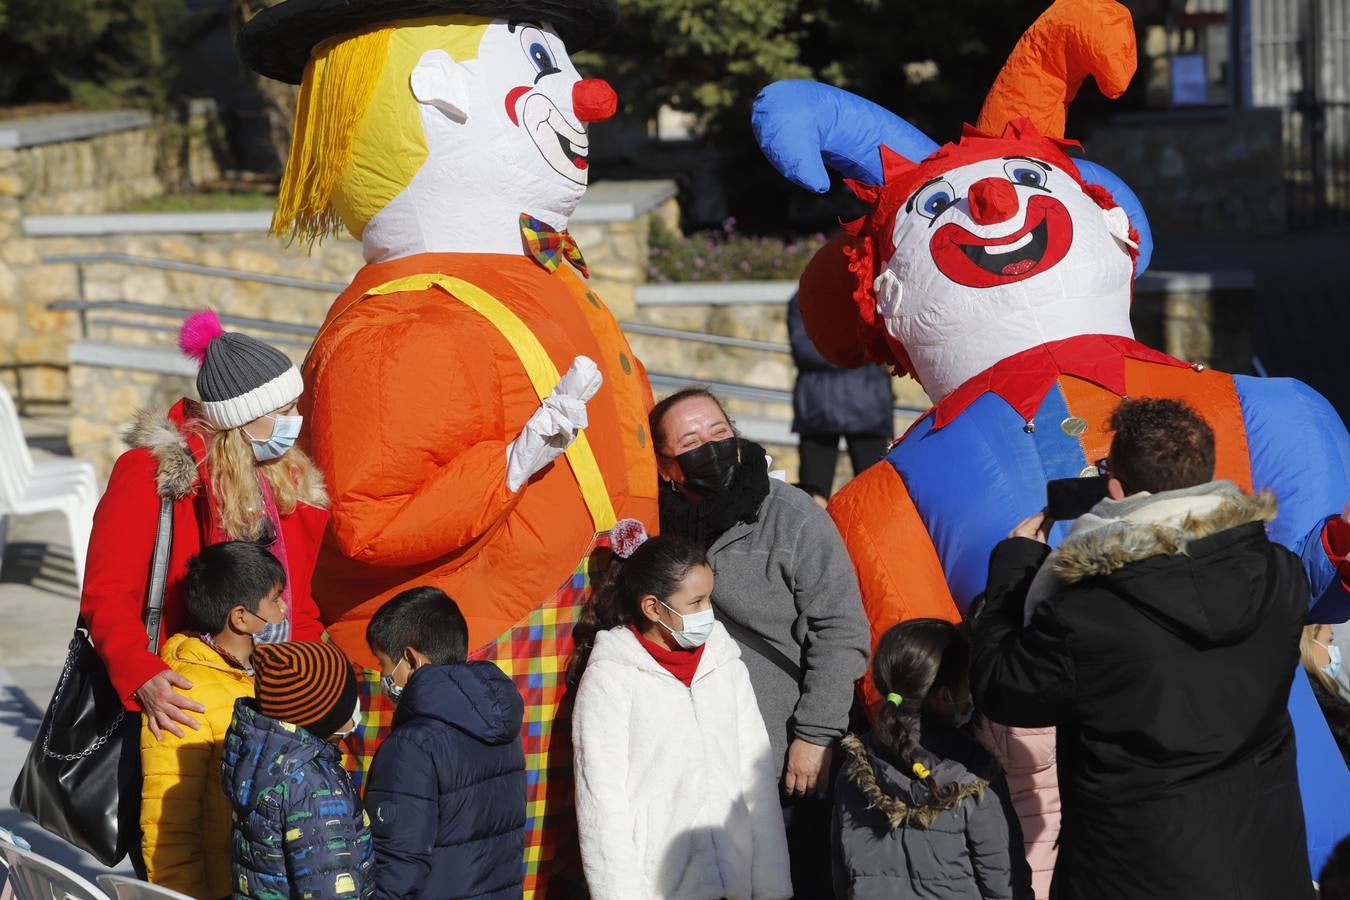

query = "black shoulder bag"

[{"left": 10, "top": 496, "right": 174, "bottom": 866}]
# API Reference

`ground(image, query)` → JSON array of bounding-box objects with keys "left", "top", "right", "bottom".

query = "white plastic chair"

[
  {"left": 96, "top": 877, "right": 193, "bottom": 900},
  {"left": 0, "top": 841, "right": 108, "bottom": 900},
  {"left": 0, "top": 385, "right": 98, "bottom": 587}
]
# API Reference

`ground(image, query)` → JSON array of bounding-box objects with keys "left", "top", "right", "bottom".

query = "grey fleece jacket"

[{"left": 707, "top": 478, "right": 870, "bottom": 771}]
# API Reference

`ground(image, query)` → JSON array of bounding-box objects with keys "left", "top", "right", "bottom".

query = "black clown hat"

[{"left": 238, "top": 0, "right": 620, "bottom": 84}]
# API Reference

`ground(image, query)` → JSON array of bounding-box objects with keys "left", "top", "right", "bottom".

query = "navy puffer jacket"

[
  {"left": 789, "top": 293, "right": 894, "bottom": 437},
  {"left": 364, "top": 661, "right": 526, "bottom": 900}
]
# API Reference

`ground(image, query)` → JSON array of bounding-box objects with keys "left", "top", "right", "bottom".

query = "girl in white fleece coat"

[{"left": 571, "top": 530, "right": 792, "bottom": 900}]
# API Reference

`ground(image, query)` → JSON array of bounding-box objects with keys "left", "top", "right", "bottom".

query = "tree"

[
  {"left": 0, "top": 0, "right": 196, "bottom": 110},
  {"left": 583, "top": 0, "right": 1047, "bottom": 230}
]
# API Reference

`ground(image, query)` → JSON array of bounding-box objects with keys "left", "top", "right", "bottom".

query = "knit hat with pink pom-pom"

[{"left": 177, "top": 309, "right": 302, "bottom": 430}]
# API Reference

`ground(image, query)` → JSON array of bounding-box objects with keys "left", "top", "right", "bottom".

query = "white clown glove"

[{"left": 505, "top": 356, "right": 603, "bottom": 492}]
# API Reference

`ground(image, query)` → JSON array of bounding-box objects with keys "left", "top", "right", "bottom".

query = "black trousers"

[{"left": 797, "top": 432, "right": 890, "bottom": 496}]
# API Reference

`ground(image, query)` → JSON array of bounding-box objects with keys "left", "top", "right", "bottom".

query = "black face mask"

[{"left": 674, "top": 437, "right": 740, "bottom": 495}]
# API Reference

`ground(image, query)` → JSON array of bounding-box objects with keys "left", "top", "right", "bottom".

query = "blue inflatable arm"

[
  {"left": 1234, "top": 374, "right": 1350, "bottom": 622},
  {"left": 751, "top": 80, "right": 939, "bottom": 194}
]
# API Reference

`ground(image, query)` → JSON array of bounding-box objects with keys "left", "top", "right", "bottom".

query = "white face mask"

[
  {"left": 335, "top": 697, "right": 362, "bottom": 740},
  {"left": 658, "top": 601, "right": 715, "bottom": 649},
  {"left": 251, "top": 414, "right": 303, "bottom": 462},
  {"left": 952, "top": 698, "right": 974, "bottom": 728}
]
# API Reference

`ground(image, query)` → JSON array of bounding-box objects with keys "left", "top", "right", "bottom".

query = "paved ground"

[{"left": 1, "top": 418, "right": 134, "bottom": 881}]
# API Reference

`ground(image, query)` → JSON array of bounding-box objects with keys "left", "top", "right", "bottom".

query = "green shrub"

[{"left": 646, "top": 217, "right": 825, "bottom": 283}]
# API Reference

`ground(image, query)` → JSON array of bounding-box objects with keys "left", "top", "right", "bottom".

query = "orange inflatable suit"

[{"left": 238, "top": 4, "right": 653, "bottom": 895}]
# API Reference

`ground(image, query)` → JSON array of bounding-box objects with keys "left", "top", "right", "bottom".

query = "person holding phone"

[{"left": 970, "top": 398, "right": 1317, "bottom": 900}]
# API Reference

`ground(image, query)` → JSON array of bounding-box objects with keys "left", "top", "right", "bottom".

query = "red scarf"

[{"left": 630, "top": 625, "right": 704, "bottom": 688}]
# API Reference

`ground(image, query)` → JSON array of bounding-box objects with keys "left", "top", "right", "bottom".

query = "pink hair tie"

[{"left": 609, "top": 518, "right": 649, "bottom": 559}]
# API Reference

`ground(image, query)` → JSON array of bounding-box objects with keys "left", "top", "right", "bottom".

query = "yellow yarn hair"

[
  {"left": 273, "top": 17, "right": 493, "bottom": 245},
  {"left": 274, "top": 27, "right": 394, "bottom": 243}
]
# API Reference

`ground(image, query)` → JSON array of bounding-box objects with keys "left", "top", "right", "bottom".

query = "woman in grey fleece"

[{"left": 651, "top": 388, "right": 871, "bottom": 895}]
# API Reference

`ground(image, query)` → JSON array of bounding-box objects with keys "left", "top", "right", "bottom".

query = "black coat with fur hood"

[
  {"left": 831, "top": 717, "right": 1032, "bottom": 900},
  {"left": 971, "top": 486, "right": 1315, "bottom": 900}
]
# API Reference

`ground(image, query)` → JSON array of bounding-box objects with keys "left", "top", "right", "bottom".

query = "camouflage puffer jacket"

[{"left": 221, "top": 698, "right": 373, "bottom": 900}]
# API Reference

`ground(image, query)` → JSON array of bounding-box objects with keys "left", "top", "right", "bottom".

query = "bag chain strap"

[
  {"left": 40, "top": 632, "right": 126, "bottom": 762},
  {"left": 41, "top": 495, "right": 173, "bottom": 761}
]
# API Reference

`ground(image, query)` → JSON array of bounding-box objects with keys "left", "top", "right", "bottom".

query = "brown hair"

[
  {"left": 648, "top": 387, "right": 734, "bottom": 454},
  {"left": 567, "top": 535, "right": 709, "bottom": 685},
  {"left": 1108, "top": 398, "right": 1215, "bottom": 495},
  {"left": 870, "top": 619, "right": 970, "bottom": 806}
]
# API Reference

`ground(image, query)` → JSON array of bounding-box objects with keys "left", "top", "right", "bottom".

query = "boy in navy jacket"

[{"left": 365, "top": 588, "right": 526, "bottom": 900}]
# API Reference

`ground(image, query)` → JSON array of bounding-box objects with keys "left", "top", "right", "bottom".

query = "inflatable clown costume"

[
  {"left": 238, "top": 2, "right": 655, "bottom": 894},
  {"left": 753, "top": 0, "right": 1350, "bottom": 881}
]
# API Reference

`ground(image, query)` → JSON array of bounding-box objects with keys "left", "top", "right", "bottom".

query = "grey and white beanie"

[{"left": 177, "top": 308, "right": 302, "bottom": 430}]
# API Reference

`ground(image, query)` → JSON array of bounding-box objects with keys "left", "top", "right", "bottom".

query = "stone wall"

[
  {"left": 0, "top": 106, "right": 222, "bottom": 217},
  {"left": 2, "top": 180, "right": 678, "bottom": 417},
  {"left": 0, "top": 105, "right": 224, "bottom": 407},
  {"left": 1083, "top": 108, "right": 1284, "bottom": 238}
]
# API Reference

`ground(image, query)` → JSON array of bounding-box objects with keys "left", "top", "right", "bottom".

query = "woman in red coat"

[{"left": 80, "top": 310, "right": 329, "bottom": 739}]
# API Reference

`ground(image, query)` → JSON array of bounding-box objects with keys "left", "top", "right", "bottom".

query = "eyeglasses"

[{"left": 1095, "top": 457, "right": 1111, "bottom": 477}]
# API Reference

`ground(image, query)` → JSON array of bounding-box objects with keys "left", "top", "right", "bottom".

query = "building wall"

[{"left": 1082, "top": 108, "right": 1285, "bottom": 237}]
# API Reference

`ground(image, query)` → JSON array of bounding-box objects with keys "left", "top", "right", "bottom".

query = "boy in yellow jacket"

[{"left": 140, "top": 541, "right": 288, "bottom": 899}]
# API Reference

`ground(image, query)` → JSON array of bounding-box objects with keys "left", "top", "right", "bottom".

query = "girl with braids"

[
  {"left": 571, "top": 526, "right": 792, "bottom": 900},
  {"left": 833, "top": 619, "right": 1031, "bottom": 900}
]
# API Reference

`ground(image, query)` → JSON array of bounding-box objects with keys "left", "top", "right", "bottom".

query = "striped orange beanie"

[{"left": 252, "top": 641, "right": 358, "bottom": 738}]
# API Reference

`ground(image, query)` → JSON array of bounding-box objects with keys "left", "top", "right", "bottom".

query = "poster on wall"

[{"left": 1171, "top": 53, "right": 1208, "bottom": 105}]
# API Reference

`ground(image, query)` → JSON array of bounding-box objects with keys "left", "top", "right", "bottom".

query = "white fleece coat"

[{"left": 573, "top": 622, "right": 793, "bottom": 900}]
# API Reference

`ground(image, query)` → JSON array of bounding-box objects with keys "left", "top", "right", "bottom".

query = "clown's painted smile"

[
  {"left": 930, "top": 195, "right": 1073, "bottom": 288},
  {"left": 522, "top": 93, "right": 589, "bottom": 184}
]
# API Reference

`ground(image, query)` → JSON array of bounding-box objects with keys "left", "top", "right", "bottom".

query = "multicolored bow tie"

[{"left": 521, "top": 213, "right": 589, "bottom": 278}]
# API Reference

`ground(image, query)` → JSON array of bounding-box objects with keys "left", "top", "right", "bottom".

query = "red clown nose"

[
  {"left": 967, "top": 177, "right": 1020, "bottom": 225},
  {"left": 573, "top": 78, "right": 618, "bottom": 124}
]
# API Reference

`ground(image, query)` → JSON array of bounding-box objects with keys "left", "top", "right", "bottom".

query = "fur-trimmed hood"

[
  {"left": 1050, "top": 485, "right": 1277, "bottom": 584},
  {"left": 840, "top": 732, "right": 988, "bottom": 830},
  {"left": 122, "top": 399, "right": 203, "bottom": 501},
  {"left": 1027, "top": 480, "right": 1285, "bottom": 644}
]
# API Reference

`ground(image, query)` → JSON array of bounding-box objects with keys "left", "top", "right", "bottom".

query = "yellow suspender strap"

[{"left": 365, "top": 273, "right": 617, "bottom": 532}]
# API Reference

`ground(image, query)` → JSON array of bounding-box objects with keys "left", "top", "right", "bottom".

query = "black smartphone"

[{"left": 1045, "top": 476, "right": 1110, "bottom": 521}]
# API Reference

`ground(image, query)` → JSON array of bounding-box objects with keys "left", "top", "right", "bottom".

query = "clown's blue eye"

[
  {"left": 528, "top": 42, "right": 555, "bottom": 74},
  {"left": 1004, "top": 159, "right": 1048, "bottom": 188},
  {"left": 913, "top": 180, "right": 957, "bottom": 220}
]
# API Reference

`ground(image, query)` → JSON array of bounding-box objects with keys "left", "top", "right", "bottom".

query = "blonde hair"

[
  {"left": 204, "top": 426, "right": 329, "bottom": 542},
  {"left": 1300, "top": 624, "right": 1340, "bottom": 696},
  {"left": 273, "top": 16, "right": 491, "bottom": 244}
]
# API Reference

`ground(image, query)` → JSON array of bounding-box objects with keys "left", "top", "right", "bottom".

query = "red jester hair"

[{"left": 837, "top": 117, "right": 1138, "bottom": 377}]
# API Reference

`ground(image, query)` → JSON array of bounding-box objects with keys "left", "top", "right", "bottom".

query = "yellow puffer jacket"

[{"left": 140, "top": 633, "right": 254, "bottom": 900}]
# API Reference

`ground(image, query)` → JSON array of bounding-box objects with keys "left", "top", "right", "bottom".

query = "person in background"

[
  {"left": 1301, "top": 624, "right": 1350, "bottom": 768},
  {"left": 571, "top": 529, "right": 792, "bottom": 900},
  {"left": 834, "top": 619, "right": 1030, "bottom": 900},
  {"left": 788, "top": 292, "right": 893, "bottom": 496},
  {"left": 222, "top": 641, "right": 371, "bottom": 900},
  {"left": 141, "top": 541, "right": 288, "bottom": 899},
  {"left": 650, "top": 387, "right": 869, "bottom": 898},
  {"left": 972, "top": 398, "right": 1315, "bottom": 900},
  {"left": 363, "top": 588, "right": 526, "bottom": 900},
  {"left": 81, "top": 309, "right": 328, "bottom": 746}
]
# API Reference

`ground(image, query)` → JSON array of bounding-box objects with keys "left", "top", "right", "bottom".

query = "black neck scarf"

[{"left": 659, "top": 439, "right": 771, "bottom": 548}]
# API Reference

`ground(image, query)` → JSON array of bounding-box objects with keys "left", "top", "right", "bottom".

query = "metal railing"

[
  {"left": 42, "top": 253, "right": 791, "bottom": 355},
  {"left": 41, "top": 251, "right": 931, "bottom": 418}
]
